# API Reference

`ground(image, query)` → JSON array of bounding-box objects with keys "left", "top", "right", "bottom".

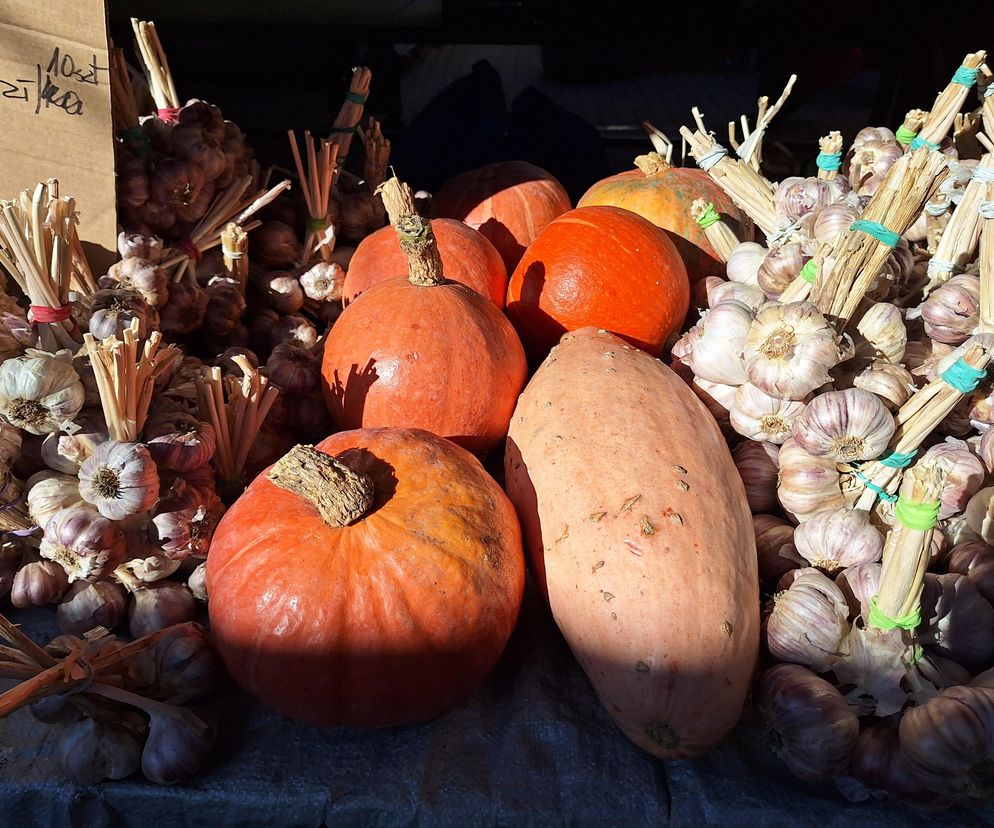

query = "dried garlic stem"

[
  {"left": 816, "top": 131, "right": 843, "bottom": 181},
  {"left": 221, "top": 223, "right": 249, "bottom": 293},
  {"left": 130, "top": 18, "right": 180, "bottom": 113},
  {"left": 982, "top": 65, "right": 994, "bottom": 138},
  {"left": 362, "top": 117, "right": 391, "bottom": 194},
  {"left": 735, "top": 75, "right": 797, "bottom": 171},
  {"left": 0, "top": 464, "right": 32, "bottom": 535},
  {"left": 109, "top": 47, "right": 140, "bottom": 136},
  {"left": 915, "top": 51, "right": 987, "bottom": 149},
  {"left": 690, "top": 198, "right": 739, "bottom": 262},
  {"left": 377, "top": 176, "right": 445, "bottom": 286},
  {"left": 642, "top": 122, "right": 674, "bottom": 163},
  {"left": 329, "top": 66, "right": 371, "bottom": 163},
  {"left": 896, "top": 109, "right": 928, "bottom": 147},
  {"left": 981, "top": 188, "right": 994, "bottom": 333},
  {"left": 267, "top": 445, "right": 374, "bottom": 527},
  {"left": 288, "top": 129, "right": 340, "bottom": 264}
]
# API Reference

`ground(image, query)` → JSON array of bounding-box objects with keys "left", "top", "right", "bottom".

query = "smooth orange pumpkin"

[
  {"left": 504, "top": 327, "right": 758, "bottom": 759},
  {"left": 431, "top": 161, "right": 571, "bottom": 273},
  {"left": 343, "top": 218, "right": 508, "bottom": 308},
  {"left": 577, "top": 153, "right": 749, "bottom": 283},
  {"left": 322, "top": 180, "right": 527, "bottom": 456},
  {"left": 505, "top": 205, "right": 689, "bottom": 360},
  {"left": 207, "top": 428, "right": 526, "bottom": 727}
]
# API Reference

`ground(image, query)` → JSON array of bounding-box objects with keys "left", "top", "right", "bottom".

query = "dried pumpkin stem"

[
  {"left": 378, "top": 176, "right": 445, "bottom": 286},
  {"left": 267, "top": 445, "right": 374, "bottom": 527}
]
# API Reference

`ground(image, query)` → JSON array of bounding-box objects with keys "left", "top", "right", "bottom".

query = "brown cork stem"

[
  {"left": 634, "top": 152, "right": 670, "bottom": 177},
  {"left": 377, "top": 176, "right": 445, "bottom": 286},
  {"left": 267, "top": 445, "right": 374, "bottom": 527}
]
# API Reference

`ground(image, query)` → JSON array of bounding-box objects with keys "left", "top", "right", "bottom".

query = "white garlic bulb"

[
  {"left": 730, "top": 383, "right": 808, "bottom": 444},
  {"left": 708, "top": 280, "right": 767, "bottom": 311},
  {"left": 777, "top": 438, "right": 846, "bottom": 522},
  {"left": 744, "top": 302, "right": 840, "bottom": 400},
  {"left": 774, "top": 177, "right": 844, "bottom": 222},
  {"left": 853, "top": 362, "right": 915, "bottom": 411},
  {"left": 791, "top": 389, "right": 896, "bottom": 463},
  {"left": 726, "top": 242, "right": 767, "bottom": 286},
  {"left": 921, "top": 275, "right": 981, "bottom": 345},
  {"left": 688, "top": 300, "right": 753, "bottom": 385},
  {"left": 758, "top": 244, "right": 807, "bottom": 298},
  {"left": 813, "top": 203, "right": 859, "bottom": 247},
  {"left": 964, "top": 487, "right": 994, "bottom": 546},
  {"left": 26, "top": 472, "right": 84, "bottom": 529},
  {"left": 0, "top": 352, "right": 84, "bottom": 435},
  {"left": 855, "top": 303, "right": 907, "bottom": 364},
  {"left": 793, "top": 508, "right": 884, "bottom": 573}
]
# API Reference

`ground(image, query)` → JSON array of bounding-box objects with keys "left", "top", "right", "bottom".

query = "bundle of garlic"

[{"left": 671, "top": 48, "right": 994, "bottom": 807}]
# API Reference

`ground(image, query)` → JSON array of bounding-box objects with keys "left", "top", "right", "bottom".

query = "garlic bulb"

[
  {"left": 774, "top": 177, "right": 844, "bottom": 222},
  {"left": 147, "top": 622, "right": 224, "bottom": 703},
  {"left": 924, "top": 442, "right": 986, "bottom": 519},
  {"left": 744, "top": 302, "right": 839, "bottom": 400},
  {"left": 813, "top": 203, "right": 859, "bottom": 247},
  {"left": 149, "top": 480, "right": 224, "bottom": 560},
  {"left": 40, "top": 506, "right": 126, "bottom": 583},
  {"left": 270, "top": 315, "right": 319, "bottom": 350},
  {"left": 793, "top": 508, "right": 883, "bottom": 573},
  {"left": 766, "top": 567, "right": 850, "bottom": 671},
  {"left": 754, "top": 515, "right": 801, "bottom": 587},
  {"left": 118, "top": 232, "right": 163, "bottom": 263},
  {"left": 757, "top": 663, "right": 859, "bottom": 781},
  {"left": 730, "top": 383, "right": 808, "bottom": 444},
  {"left": 114, "top": 554, "right": 182, "bottom": 590},
  {"left": 144, "top": 412, "right": 217, "bottom": 472},
  {"left": 791, "top": 388, "right": 895, "bottom": 463},
  {"left": 921, "top": 275, "right": 981, "bottom": 345},
  {"left": 732, "top": 441, "right": 779, "bottom": 512},
  {"left": 687, "top": 299, "right": 753, "bottom": 385},
  {"left": 130, "top": 582, "right": 198, "bottom": 638},
  {"left": 203, "top": 278, "right": 246, "bottom": 336},
  {"left": 847, "top": 138, "right": 903, "bottom": 197},
  {"left": 262, "top": 271, "right": 304, "bottom": 314},
  {"left": 726, "top": 242, "right": 767, "bottom": 286},
  {"left": 0, "top": 421, "right": 21, "bottom": 465},
  {"left": 141, "top": 704, "right": 216, "bottom": 786},
  {"left": 777, "top": 438, "right": 845, "bottom": 522},
  {"left": 57, "top": 718, "right": 143, "bottom": 786},
  {"left": 253, "top": 220, "right": 302, "bottom": 269},
  {"left": 919, "top": 573, "right": 994, "bottom": 672},
  {"left": 850, "top": 725, "right": 941, "bottom": 806},
  {"left": 187, "top": 561, "right": 208, "bottom": 602},
  {"left": 964, "top": 487, "right": 994, "bottom": 545},
  {"left": 11, "top": 560, "right": 68, "bottom": 608},
  {"left": 758, "top": 244, "right": 807, "bottom": 297},
  {"left": 853, "top": 361, "right": 914, "bottom": 411},
  {"left": 57, "top": 580, "right": 128, "bottom": 635},
  {"left": 947, "top": 541, "right": 994, "bottom": 604},
  {"left": 265, "top": 343, "right": 321, "bottom": 397},
  {"left": 159, "top": 282, "right": 209, "bottom": 337},
  {"left": 26, "top": 471, "right": 83, "bottom": 528},
  {"left": 855, "top": 303, "right": 906, "bottom": 364},
  {"left": 101, "top": 257, "right": 168, "bottom": 308},
  {"left": 299, "top": 261, "right": 345, "bottom": 303},
  {"left": 88, "top": 289, "right": 152, "bottom": 340},
  {"left": 706, "top": 280, "right": 766, "bottom": 312},
  {"left": 0, "top": 352, "right": 84, "bottom": 435},
  {"left": 53, "top": 408, "right": 107, "bottom": 472},
  {"left": 78, "top": 441, "right": 160, "bottom": 520},
  {"left": 287, "top": 395, "right": 334, "bottom": 441},
  {"left": 835, "top": 562, "right": 881, "bottom": 621}
]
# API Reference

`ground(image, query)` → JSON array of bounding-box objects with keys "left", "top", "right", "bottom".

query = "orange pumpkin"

[
  {"left": 431, "top": 161, "right": 571, "bottom": 272},
  {"left": 505, "top": 205, "right": 689, "bottom": 360},
  {"left": 343, "top": 218, "right": 507, "bottom": 308},
  {"left": 207, "top": 429, "right": 526, "bottom": 727},
  {"left": 577, "top": 153, "right": 749, "bottom": 283},
  {"left": 322, "top": 179, "right": 527, "bottom": 456}
]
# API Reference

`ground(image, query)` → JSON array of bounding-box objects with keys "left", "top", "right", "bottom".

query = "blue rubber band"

[
  {"left": 878, "top": 449, "right": 917, "bottom": 469},
  {"left": 850, "top": 219, "right": 900, "bottom": 248},
  {"left": 816, "top": 151, "right": 842, "bottom": 172},
  {"left": 910, "top": 135, "right": 941, "bottom": 151},
  {"left": 951, "top": 65, "right": 979, "bottom": 88},
  {"left": 855, "top": 470, "right": 898, "bottom": 503},
  {"left": 941, "top": 358, "right": 987, "bottom": 394}
]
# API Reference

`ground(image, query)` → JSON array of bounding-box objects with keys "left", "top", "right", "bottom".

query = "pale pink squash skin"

[{"left": 504, "top": 327, "right": 759, "bottom": 759}]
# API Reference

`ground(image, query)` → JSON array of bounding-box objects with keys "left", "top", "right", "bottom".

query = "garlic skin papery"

[
  {"left": 690, "top": 378, "right": 738, "bottom": 436},
  {"left": 766, "top": 568, "right": 851, "bottom": 672},
  {"left": 706, "top": 280, "right": 767, "bottom": 312},
  {"left": 835, "top": 562, "right": 881, "bottom": 620},
  {"left": 924, "top": 442, "right": 986, "bottom": 519},
  {"left": 732, "top": 441, "right": 779, "bottom": 513},
  {"left": 744, "top": 302, "right": 839, "bottom": 401},
  {"left": 730, "top": 383, "right": 808, "bottom": 445},
  {"left": 855, "top": 303, "right": 907, "bottom": 364},
  {"left": 919, "top": 573, "right": 994, "bottom": 672},
  {"left": 964, "top": 487, "right": 994, "bottom": 545},
  {"left": 726, "top": 242, "right": 767, "bottom": 286},
  {"left": 754, "top": 515, "right": 801, "bottom": 587},
  {"left": 149, "top": 480, "right": 224, "bottom": 560},
  {"left": 921, "top": 275, "right": 981, "bottom": 345},
  {"left": 850, "top": 725, "right": 942, "bottom": 807},
  {"left": 299, "top": 261, "right": 345, "bottom": 303},
  {"left": 757, "top": 663, "right": 859, "bottom": 782},
  {"left": 853, "top": 362, "right": 915, "bottom": 411},
  {"left": 78, "top": 441, "right": 160, "bottom": 520},
  {"left": 774, "top": 177, "right": 845, "bottom": 222},
  {"left": 144, "top": 412, "right": 216, "bottom": 473},
  {"left": 791, "top": 388, "right": 895, "bottom": 463},
  {"left": 101, "top": 257, "right": 168, "bottom": 308},
  {"left": 159, "top": 282, "right": 209, "bottom": 338},
  {"left": 88, "top": 289, "right": 152, "bottom": 341},
  {"left": 118, "top": 231, "right": 163, "bottom": 263},
  {"left": 270, "top": 315, "right": 319, "bottom": 351},
  {"left": 0, "top": 422, "right": 21, "bottom": 465},
  {"left": 777, "top": 438, "right": 845, "bottom": 523},
  {"left": 758, "top": 243, "right": 807, "bottom": 298},
  {"left": 11, "top": 560, "right": 68, "bottom": 608},
  {"left": 129, "top": 582, "right": 198, "bottom": 638},
  {"left": 265, "top": 344, "right": 321, "bottom": 397},
  {"left": 793, "top": 508, "right": 883, "bottom": 573},
  {"left": 947, "top": 541, "right": 994, "bottom": 604},
  {"left": 26, "top": 472, "right": 83, "bottom": 529},
  {"left": 53, "top": 408, "right": 108, "bottom": 473},
  {"left": 686, "top": 299, "right": 753, "bottom": 386},
  {"left": 57, "top": 717, "right": 143, "bottom": 786},
  {"left": 813, "top": 203, "right": 859, "bottom": 247},
  {"left": 57, "top": 580, "right": 128, "bottom": 635},
  {"left": 187, "top": 561, "right": 208, "bottom": 602},
  {"left": 114, "top": 554, "right": 182, "bottom": 591},
  {"left": 0, "top": 352, "right": 84, "bottom": 435},
  {"left": 40, "top": 506, "right": 127, "bottom": 583},
  {"left": 141, "top": 704, "right": 216, "bottom": 786},
  {"left": 262, "top": 272, "right": 305, "bottom": 315}
]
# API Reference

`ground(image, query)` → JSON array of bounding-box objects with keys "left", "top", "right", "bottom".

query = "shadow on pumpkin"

[
  {"left": 504, "top": 261, "right": 566, "bottom": 367},
  {"left": 476, "top": 216, "right": 524, "bottom": 271},
  {"left": 324, "top": 358, "right": 379, "bottom": 425}
]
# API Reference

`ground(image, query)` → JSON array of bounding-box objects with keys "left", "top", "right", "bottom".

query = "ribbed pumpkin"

[
  {"left": 207, "top": 429, "right": 526, "bottom": 727},
  {"left": 322, "top": 178, "right": 527, "bottom": 456},
  {"left": 505, "top": 205, "right": 689, "bottom": 360},
  {"left": 343, "top": 218, "right": 507, "bottom": 308},
  {"left": 431, "top": 161, "right": 571, "bottom": 273},
  {"left": 577, "top": 153, "right": 749, "bottom": 283},
  {"left": 505, "top": 327, "right": 758, "bottom": 758}
]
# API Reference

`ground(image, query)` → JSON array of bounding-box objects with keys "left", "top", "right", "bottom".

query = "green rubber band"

[
  {"left": 910, "top": 135, "right": 940, "bottom": 152},
  {"left": 345, "top": 91, "right": 367, "bottom": 105},
  {"left": 878, "top": 449, "right": 917, "bottom": 469},
  {"left": 868, "top": 596, "right": 921, "bottom": 631},
  {"left": 694, "top": 202, "right": 721, "bottom": 229},
  {"left": 951, "top": 65, "right": 979, "bottom": 88},
  {"left": 910, "top": 644, "right": 925, "bottom": 665},
  {"left": 799, "top": 260, "right": 817, "bottom": 284},
  {"left": 308, "top": 218, "right": 327, "bottom": 232},
  {"left": 855, "top": 470, "right": 898, "bottom": 503},
  {"left": 895, "top": 124, "right": 918, "bottom": 146},
  {"left": 816, "top": 151, "right": 842, "bottom": 172},
  {"left": 850, "top": 219, "right": 900, "bottom": 248},
  {"left": 894, "top": 497, "right": 940, "bottom": 531},
  {"left": 331, "top": 125, "right": 358, "bottom": 134},
  {"left": 941, "top": 357, "right": 987, "bottom": 394}
]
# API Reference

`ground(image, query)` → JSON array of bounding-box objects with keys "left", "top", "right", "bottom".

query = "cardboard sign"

[{"left": 0, "top": 0, "right": 117, "bottom": 271}]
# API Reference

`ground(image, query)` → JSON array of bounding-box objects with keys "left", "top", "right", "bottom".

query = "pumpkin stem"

[
  {"left": 634, "top": 152, "right": 670, "bottom": 177},
  {"left": 267, "top": 445, "right": 374, "bottom": 527},
  {"left": 376, "top": 176, "right": 445, "bottom": 287}
]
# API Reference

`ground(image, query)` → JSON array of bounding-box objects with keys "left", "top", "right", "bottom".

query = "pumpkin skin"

[
  {"left": 504, "top": 327, "right": 758, "bottom": 759},
  {"left": 505, "top": 206, "right": 690, "bottom": 360},
  {"left": 578, "top": 162, "right": 748, "bottom": 283},
  {"left": 431, "top": 161, "right": 571, "bottom": 273},
  {"left": 321, "top": 277, "right": 527, "bottom": 456},
  {"left": 343, "top": 218, "right": 508, "bottom": 308},
  {"left": 207, "top": 427, "right": 526, "bottom": 728}
]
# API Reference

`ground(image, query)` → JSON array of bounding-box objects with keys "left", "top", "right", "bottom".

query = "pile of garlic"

[{"left": 673, "top": 51, "right": 994, "bottom": 807}]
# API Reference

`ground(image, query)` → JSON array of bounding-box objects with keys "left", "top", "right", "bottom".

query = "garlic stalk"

[{"left": 689, "top": 199, "right": 739, "bottom": 263}]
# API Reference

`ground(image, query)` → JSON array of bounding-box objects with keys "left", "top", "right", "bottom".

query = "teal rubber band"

[
  {"left": 850, "top": 219, "right": 900, "bottom": 248},
  {"left": 331, "top": 125, "right": 358, "bottom": 134},
  {"left": 816, "top": 151, "right": 842, "bottom": 172},
  {"left": 951, "top": 65, "right": 979, "bottom": 88},
  {"left": 895, "top": 124, "right": 918, "bottom": 146},
  {"left": 941, "top": 358, "right": 987, "bottom": 393},
  {"left": 878, "top": 449, "right": 917, "bottom": 469},
  {"left": 799, "top": 259, "right": 817, "bottom": 284},
  {"left": 894, "top": 497, "right": 941, "bottom": 531},
  {"left": 910, "top": 135, "right": 940, "bottom": 151},
  {"left": 345, "top": 91, "right": 367, "bottom": 105},
  {"left": 694, "top": 202, "right": 721, "bottom": 229},
  {"left": 855, "top": 470, "right": 898, "bottom": 503}
]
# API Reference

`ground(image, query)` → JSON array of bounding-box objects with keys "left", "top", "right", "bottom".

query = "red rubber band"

[
  {"left": 177, "top": 236, "right": 202, "bottom": 263},
  {"left": 30, "top": 304, "right": 73, "bottom": 323},
  {"left": 157, "top": 107, "right": 181, "bottom": 123}
]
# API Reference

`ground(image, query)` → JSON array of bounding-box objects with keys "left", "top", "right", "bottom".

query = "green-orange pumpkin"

[
  {"left": 207, "top": 428, "right": 526, "bottom": 728},
  {"left": 577, "top": 153, "right": 749, "bottom": 283}
]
